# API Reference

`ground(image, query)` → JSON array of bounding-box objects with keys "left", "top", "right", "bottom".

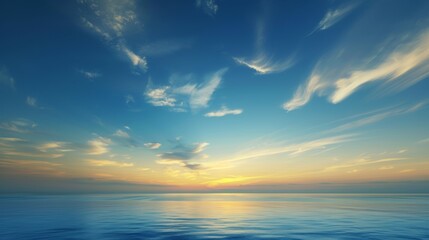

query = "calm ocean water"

[{"left": 0, "top": 194, "right": 428, "bottom": 240}]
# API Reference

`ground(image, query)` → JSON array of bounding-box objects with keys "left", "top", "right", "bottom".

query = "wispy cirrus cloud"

[
  {"left": 0, "top": 66, "right": 15, "bottom": 88},
  {"left": 145, "top": 86, "right": 177, "bottom": 107},
  {"left": 196, "top": 0, "right": 219, "bottom": 16},
  {"left": 233, "top": 54, "right": 294, "bottom": 75},
  {"left": 87, "top": 136, "right": 111, "bottom": 155},
  {"left": 144, "top": 142, "right": 161, "bottom": 149},
  {"left": 26, "top": 96, "right": 44, "bottom": 109},
  {"left": 37, "top": 142, "right": 73, "bottom": 153},
  {"left": 125, "top": 95, "right": 135, "bottom": 104},
  {"left": 216, "top": 135, "right": 353, "bottom": 166},
  {"left": 285, "top": 26, "right": 429, "bottom": 111},
  {"left": 204, "top": 106, "right": 243, "bottom": 117},
  {"left": 310, "top": 2, "right": 358, "bottom": 34},
  {"left": 113, "top": 129, "right": 129, "bottom": 139},
  {"left": 2, "top": 151, "right": 64, "bottom": 159},
  {"left": 145, "top": 68, "right": 227, "bottom": 111},
  {"left": 87, "top": 159, "right": 134, "bottom": 167},
  {"left": 325, "top": 157, "right": 406, "bottom": 171},
  {"left": 0, "top": 119, "right": 37, "bottom": 134},
  {"left": 233, "top": 10, "right": 294, "bottom": 75},
  {"left": 79, "top": 70, "right": 101, "bottom": 80},
  {"left": 325, "top": 101, "right": 427, "bottom": 134},
  {"left": 79, "top": 0, "right": 147, "bottom": 71}
]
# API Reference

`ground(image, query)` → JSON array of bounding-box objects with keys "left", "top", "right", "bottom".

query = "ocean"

[{"left": 0, "top": 194, "right": 428, "bottom": 239}]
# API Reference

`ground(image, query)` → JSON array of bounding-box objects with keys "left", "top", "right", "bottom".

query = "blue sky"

[{"left": 0, "top": 0, "right": 428, "bottom": 193}]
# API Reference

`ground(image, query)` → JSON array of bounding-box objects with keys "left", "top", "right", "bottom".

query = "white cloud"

[
  {"left": 121, "top": 45, "right": 147, "bottom": 71},
  {"left": 283, "top": 75, "right": 324, "bottom": 111},
  {"left": 196, "top": 0, "right": 218, "bottom": 16},
  {"left": 285, "top": 28, "right": 429, "bottom": 111},
  {"left": 87, "top": 137, "right": 111, "bottom": 155},
  {"left": 145, "top": 68, "right": 227, "bottom": 110},
  {"left": 219, "top": 135, "right": 352, "bottom": 165},
  {"left": 145, "top": 86, "right": 177, "bottom": 107},
  {"left": 26, "top": 96, "right": 38, "bottom": 108},
  {"left": 79, "top": 70, "right": 101, "bottom": 80},
  {"left": 0, "top": 66, "right": 14, "bottom": 88},
  {"left": 192, "top": 142, "right": 209, "bottom": 153},
  {"left": 125, "top": 95, "right": 135, "bottom": 104},
  {"left": 188, "top": 68, "right": 226, "bottom": 109},
  {"left": 87, "top": 159, "right": 134, "bottom": 167},
  {"left": 205, "top": 106, "right": 243, "bottom": 117},
  {"left": 37, "top": 142, "right": 72, "bottom": 153},
  {"left": 0, "top": 137, "right": 25, "bottom": 142},
  {"left": 325, "top": 102, "right": 426, "bottom": 134},
  {"left": 325, "top": 157, "right": 406, "bottom": 171},
  {"left": 144, "top": 142, "right": 161, "bottom": 149},
  {"left": 0, "top": 119, "right": 37, "bottom": 133},
  {"left": 311, "top": 3, "right": 357, "bottom": 34},
  {"left": 79, "top": 0, "right": 147, "bottom": 72},
  {"left": 330, "top": 31, "right": 429, "bottom": 103},
  {"left": 113, "top": 129, "right": 129, "bottom": 138},
  {"left": 233, "top": 54, "right": 294, "bottom": 74},
  {"left": 399, "top": 169, "right": 415, "bottom": 173}
]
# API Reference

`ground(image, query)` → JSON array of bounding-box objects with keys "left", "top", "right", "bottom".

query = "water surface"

[{"left": 1, "top": 194, "right": 428, "bottom": 239}]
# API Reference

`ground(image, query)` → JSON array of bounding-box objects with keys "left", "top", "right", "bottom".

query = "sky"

[{"left": 0, "top": 0, "right": 428, "bottom": 193}]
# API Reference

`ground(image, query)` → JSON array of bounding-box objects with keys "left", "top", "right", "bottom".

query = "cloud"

[
  {"left": 330, "top": 31, "right": 429, "bottom": 103},
  {"left": 145, "top": 68, "right": 227, "bottom": 110},
  {"left": 325, "top": 102, "right": 426, "bottom": 133},
  {"left": 0, "top": 119, "right": 37, "bottom": 133},
  {"left": 325, "top": 157, "right": 406, "bottom": 171},
  {"left": 2, "top": 151, "right": 64, "bottom": 159},
  {"left": 125, "top": 95, "right": 135, "bottom": 104},
  {"left": 217, "top": 135, "right": 353, "bottom": 165},
  {"left": 37, "top": 142, "right": 73, "bottom": 153},
  {"left": 187, "top": 69, "right": 226, "bottom": 109},
  {"left": 113, "top": 129, "right": 129, "bottom": 138},
  {"left": 87, "top": 137, "right": 111, "bottom": 155},
  {"left": 379, "top": 166, "right": 394, "bottom": 170},
  {"left": 283, "top": 75, "right": 324, "bottom": 111},
  {"left": 205, "top": 106, "right": 243, "bottom": 117},
  {"left": 79, "top": 0, "right": 147, "bottom": 71},
  {"left": 285, "top": 27, "right": 429, "bottom": 110},
  {"left": 26, "top": 96, "right": 40, "bottom": 109},
  {"left": 144, "top": 142, "right": 161, "bottom": 149},
  {"left": 87, "top": 159, "right": 134, "bottom": 167},
  {"left": 233, "top": 12, "right": 294, "bottom": 75},
  {"left": 0, "top": 137, "right": 25, "bottom": 142},
  {"left": 196, "top": 0, "right": 218, "bottom": 16},
  {"left": 156, "top": 141, "right": 209, "bottom": 170},
  {"left": 399, "top": 169, "right": 415, "bottom": 173},
  {"left": 112, "top": 128, "right": 140, "bottom": 147},
  {"left": 311, "top": 2, "right": 357, "bottom": 34},
  {"left": 233, "top": 54, "right": 294, "bottom": 74},
  {"left": 79, "top": 70, "right": 101, "bottom": 80},
  {"left": 0, "top": 66, "right": 14, "bottom": 88},
  {"left": 145, "top": 86, "right": 177, "bottom": 107},
  {"left": 121, "top": 45, "right": 147, "bottom": 71}
]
